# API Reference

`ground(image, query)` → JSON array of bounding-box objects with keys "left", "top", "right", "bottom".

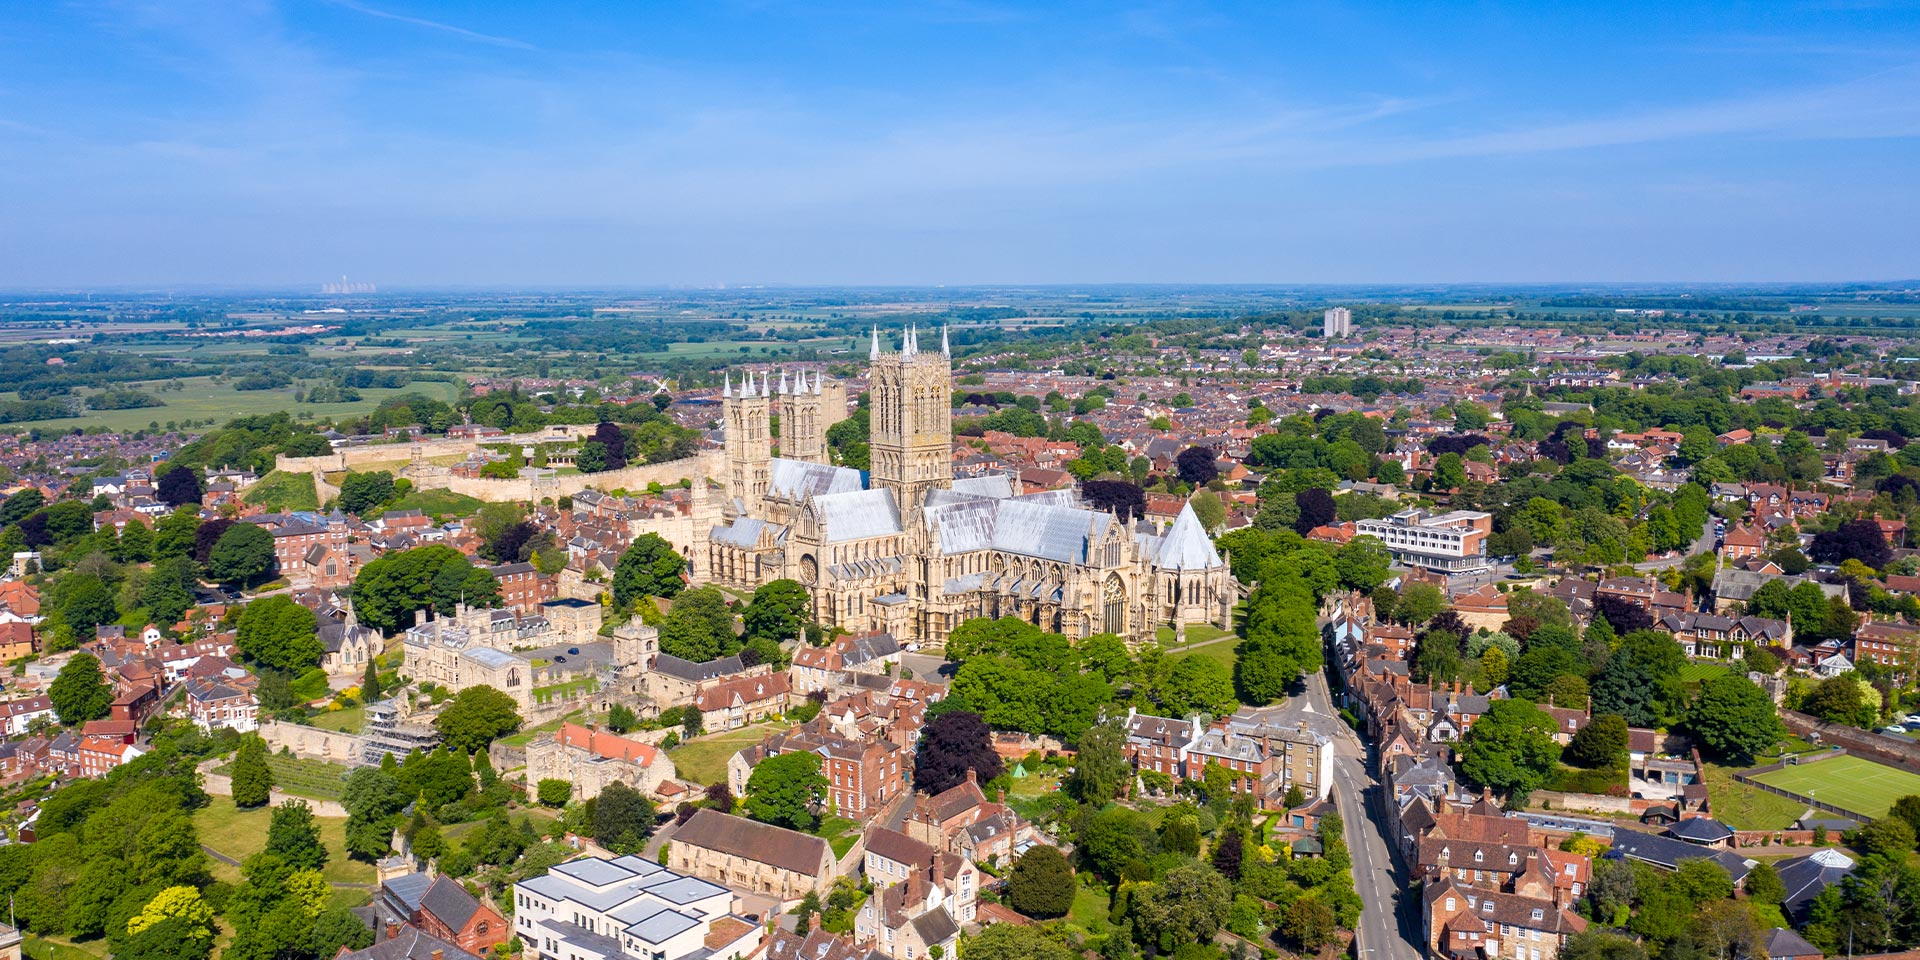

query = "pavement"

[{"left": 1243, "top": 671, "right": 1424, "bottom": 960}]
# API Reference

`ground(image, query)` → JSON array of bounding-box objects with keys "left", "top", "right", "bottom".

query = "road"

[
  {"left": 1241, "top": 672, "right": 1424, "bottom": 960},
  {"left": 1632, "top": 518, "right": 1716, "bottom": 572}
]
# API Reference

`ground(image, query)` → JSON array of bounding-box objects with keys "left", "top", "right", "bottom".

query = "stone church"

[{"left": 705, "top": 326, "right": 1236, "bottom": 646}]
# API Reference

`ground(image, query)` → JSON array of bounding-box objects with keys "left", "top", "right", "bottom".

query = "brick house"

[{"left": 373, "top": 873, "right": 510, "bottom": 958}]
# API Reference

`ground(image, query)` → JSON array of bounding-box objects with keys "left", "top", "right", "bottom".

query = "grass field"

[
  {"left": 1680, "top": 662, "right": 1731, "bottom": 683},
  {"left": 244, "top": 470, "right": 320, "bottom": 511},
  {"left": 668, "top": 724, "right": 781, "bottom": 785},
  {"left": 308, "top": 704, "right": 366, "bottom": 734},
  {"left": 1702, "top": 762, "right": 1807, "bottom": 829},
  {"left": 1748, "top": 754, "right": 1920, "bottom": 820},
  {"left": 389, "top": 488, "right": 485, "bottom": 519},
  {"left": 193, "top": 795, "right": 373, "bottom": 886},
  {"left": 0, "top": 377, "right": 458, "bottom": 432},
  {"left": 24, "top": 936, "right": 105, "bottom": 960}
]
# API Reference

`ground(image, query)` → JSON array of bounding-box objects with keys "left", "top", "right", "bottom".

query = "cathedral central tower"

[{"left": 867, "top": 325, "right": 952, "bottom": 520}]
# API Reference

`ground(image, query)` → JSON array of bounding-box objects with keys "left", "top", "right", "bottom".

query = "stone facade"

[
  {"left": 706, "top": 327, "right": 1236, "bottom": 647},
  {"left": 669, "top": 808, "right": 837, "bottom": 904},
  {"left": 524, "top": 721, "right": 676, "bottom": 801}
]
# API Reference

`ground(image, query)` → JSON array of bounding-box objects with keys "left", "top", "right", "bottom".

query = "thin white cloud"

[{"left": 325, "top": 0, "right": 535, "bottom": 50}]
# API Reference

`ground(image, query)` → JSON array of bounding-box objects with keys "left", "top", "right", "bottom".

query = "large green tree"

[
  {"left": 234, "top": 596, "right": 323, "bottom": 673},
  {"left": 1458, "top": 699, "right": 1562, "bottom": 799},
  {"left": 742, "top": 579, "right": 811, "bottom": 645},
  {"left": 231, "top": 735, "right": 275, "bottom": 808},
  {"left": 1007, "top": 845, "right": 1075, "bottom": 918},
  {"left": 207, "top": 523, "right": 275, "bottom": 586},
  {"left": 612, "top": 533, "right": 687, "bottom": 605},
  {"left": 658, "top": 586, "right": 736, "bottom": 662},
  {"left": 340, "top": 768, "right": 408, "bottom": 860},
  {"left": 351, "top": 545, "right": 502, "bottom": 634},
  {"left": 1068, "top": 716, "right": 1130, "bottom": 804},
  {"left": 432, "top": 686, "right": 522, "bottom": 753},
  {"left": 744, "top": 751, "right": 828, "bottom": 831},
  {"left": 49, "top": 652, "right": 113, "bottom": 725},
  {"left": 1686, "top": 674, "right": 1785, "bottom": 765},
  {"left": 964, "top": 924, "right": 1078, "bottom": 960},
  {"left": 264, "top": 799, "right": 328, "bottom": 870},
  {"left": 1162, "top": 655, "right": 1236, "bottom": 717},
  {"left": 1130, "top": 863, "right": 1232, "bottom": 951},
  {"left": 592, "top": 781, "right": 655, "bottom": 854},
  {"left": 140, "top": 555, "right": 202, "bottom": 629}
]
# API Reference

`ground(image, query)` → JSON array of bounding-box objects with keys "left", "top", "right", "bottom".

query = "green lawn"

[
  {"left": 308, "top": 704, "right": 366, "bottom": 734},
  {"left": 193, "top": 795, "right": 373, "bottom": 886},
  {"left": 1701, "top": 762, "right": 1810, "bottom": 830},
  {"left": 1170, "top": 640, "right": 1238, "bottom": 672},
  {"left": 668, "top": 724, "right": 779, "bottom": 785},
  {"left": 24, "top": 936, "right": 105, "bottom": 960},
  {"left": 243, "top": 470, "right": 320, "bottom": 511},
  {"left": 1155, "top": 623, "right": 1233, "bottom": 646},
  {"left": 811, "top": 816, "right": 862, "bottom": 858},
  {"left": 1749, "top": 754, "right": 1920, "bottom": 820},
  {"left": 1063, "top": 882, "right": 1115, "bottom": 939},
  {"left": 1679, "top": 663, "right": 1731, "bottom": 684},
  {"left": 388, "top": 488, "right": 486, "bottom": 520}
]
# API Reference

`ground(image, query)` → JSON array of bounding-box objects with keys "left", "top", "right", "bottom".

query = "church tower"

[
  {"left": 776, "top": 369, "right": 830, "bottom": 464},
  {"left": 868, "top": 325, "right": 952, "bottom": 519},
  {"left": 723, "top": 371, "right": 772, "bottom": 504}
]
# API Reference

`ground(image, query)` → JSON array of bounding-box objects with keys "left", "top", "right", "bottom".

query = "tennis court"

[{"left": 1748, "top": 753, "right": 1920, "bottom": 820}]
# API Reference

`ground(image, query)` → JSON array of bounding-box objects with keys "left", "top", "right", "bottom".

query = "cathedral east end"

[{"left": 705, "top": 326, "right": 1236, "bottom": 647}]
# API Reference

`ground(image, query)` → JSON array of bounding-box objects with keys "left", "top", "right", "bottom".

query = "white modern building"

[
  {"left": 514, "top": 855, "right": 763, "bottom": 960},
  {"left": 1323, "top": 307, "right": 1353, "bottom": 338},
  {"left": 1354, "top": 509, "right": 1493, "bottom": 576}
]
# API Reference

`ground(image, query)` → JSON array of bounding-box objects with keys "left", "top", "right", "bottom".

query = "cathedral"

[{"left": 704, "top": 326, "right": 1236, "bottom": 647}]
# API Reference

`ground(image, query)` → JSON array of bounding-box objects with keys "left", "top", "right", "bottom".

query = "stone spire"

[
  {"left": 722, "top": 371, "right": 732, "bottom": 398},
  {"left": 904, "top": 324, "right": 917, "bottom": 358},
  {"left": 870, "top": 325, "right": 881, "bottom": 360},
  {"left": 942, "top": 324, "right": 950, "bottom": 357},
  {"left": 779, "top": 369, "right": 789, "bottom": 394}
]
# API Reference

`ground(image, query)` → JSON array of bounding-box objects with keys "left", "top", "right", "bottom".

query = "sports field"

[{"left": 1748, "top": 753, "right": 1920, "bottom": 819}]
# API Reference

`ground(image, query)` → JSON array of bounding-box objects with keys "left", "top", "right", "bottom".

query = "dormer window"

[
  {"left": 1481, "top": 900, "right": 1494, "bottom": 914},
  {"left": 1473, "top": 850, "right": 1484, "bottom": 863},
  {"left": 1531, "top": 909, "right": 1544, "bottom": 921}
]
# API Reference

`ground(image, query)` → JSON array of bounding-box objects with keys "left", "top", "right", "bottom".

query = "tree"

[
  {"left": 0, "top": 488, "right": 43, "bottom": 526},
  {"left": 1566, "top": 713, "right": 1629, "bottom": 768},
  {"left": 1189, "top": 490, "right": 1226, "bottom": 533},
  {"left": 361, "top": 655, "right": 382, "bottom": 701},
  {"left": 1335, "top": 536, "right": 1393, "bottom": 592},
  {"left": 964, "top": 924, "right": 1078, "bottom": 960},
  {"left": 207, "top": 522, "right": 275, "bottom": 586},
  {"left": 1432, "top": 452, "right": 1466, "bottom": 490},
  {"left": 1810, "top": 518, "right": 1893, "bottom": 570},
  {"left": 1083, "top": 480, "right": 1147, "bottom": 521},
  {"left": 156, "top": 465, "right": 204, "bottom": 507},
  {"left": 337, "top": 471, "right": 397, "bottom": 517},
  {"left": 234, "top": 596, "right": 323, "bottom": 672},
  {"left": 1293, "top": 488, "right": 1337, "bottom": 535},
  {"left": 612, "top": 533, "right": 687, "bottom": 605},
  {"left": 1007, "top": 845, "right": 1074, "bottom": 917},
  {"left": 1284, "top": 896, "right": 1338, "bottom": 953},
  {"left": 49, "top": 652, "right": 113, "bottom": 725},
  {"left": 913, "top": 710, "right": 1004, "bottom": 794},
  {"left": 1211, "top": 827, "right": 1244, "bottom": 880},
  {"left": 593, "top": 421, "right": 629, "bottom": 470},
  {"left": 1686, "top": 674, "right": 1785, "bottom": 765},
  {"left": 352, "top": 545, "right": 502, "bottom": 634},
  {"left": 592, "top": 781, "right": 655, "bottom": 854},
  {"left": 742, "top": 579, "right": 810, "bottom": 645},
  {"left": 1132, "top": 864, "right": 1232, "bottom": 951},
  {"left": 433, "top": 686, "right": 522, "bottom": 753},
  {"left": 1068, "top": 717, "right": 1129, "bottom": 804},
  {"left": 744, "top": 751, "right": 828, "bottom": 831},
  {"left": 1745, "top": 861, "right": 1786, "bottom": 906},
  {"left": 341, "top": 769, "right": 407, "bottom": 860},
  {"left": 58, "top": 575, "right": 118, "bottom": 644},
  {"left": 1458, "top": 699, "right": 1561, "bottom": 798},
  {"left": 141, "top": 555, "right": 201, "bottom": 629},
  {"left": 153, "top": 506, "right": 201, "bottom": 560},
  {"left": 1859, "top": 817, "right": 1917, "bottom": 858},
  {"left": 536, "top": 779, "right": 573, "bottom": 807},
  {"left": 265, "top": 800, "right": 328, "bottom": 870},
  {"left": 127, "top": 886, "right": 217, "bottom": 941},
  {"left": 1176, "top": 446, "right": 1218, "bottom": 486},
  {"left": 1890, "top": 795, "right": 1920, "bottom": 839},
  {"left": 1802, "top": 674, "right": 1873, "bottom": 727},
  {"left": 575, "top": 441, "right": 608, "bottom": 474},
  {"left": 659, "top": 586, "right": 736, "bottom": 662},
  {"left": 1559, "top": 931, "right": 1649, "bottom": 960},
  {"left": 1397, "top": 582, "right": 1447, "bottom": 625},
  {"left": 1164, "top": 655, "right": 1236, "bottom": 717},
  {"left": 608, "top": 703, "right": 637, "bottom": 733},
  {"left": 231, "top": 734, "right": 275, "bottom": 808}
]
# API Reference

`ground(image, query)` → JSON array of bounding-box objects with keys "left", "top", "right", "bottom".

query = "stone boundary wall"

[
  {"left": 1781, "top": 709, "right": 1920, "bottom": 775},
  {"left": 1531, "top": 790, "right": 1639, "bottom": 816},
  {"left": 260, "top": 719, "right": 366, "bottom": 765},
  {"left": 275, "top": 445, "right": 723, "bottom": 504},
  {"left": 202, "top": 768, "right": 350, "bottom": 817}
]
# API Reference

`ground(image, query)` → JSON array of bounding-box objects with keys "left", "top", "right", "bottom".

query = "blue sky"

[{"left": 3, "top": 1, "right": 1919, "bottom": 288}]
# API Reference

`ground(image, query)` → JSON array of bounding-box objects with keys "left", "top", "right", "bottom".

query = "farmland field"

[
  {"left": 0, "top": 377, "right": 459, "bottom": 432},
  {"left": 1748, "top": 753, "right": 1920, "bottom": 819}
]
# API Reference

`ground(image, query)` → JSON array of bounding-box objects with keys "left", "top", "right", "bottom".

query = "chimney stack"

[{"left": 385, "top": 922, "right": 400, "bottom": 941}]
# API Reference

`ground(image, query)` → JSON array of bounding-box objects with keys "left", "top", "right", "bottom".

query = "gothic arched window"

[{"left": 1103, "top": 575, "right": 1126, "bottom": 634}]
